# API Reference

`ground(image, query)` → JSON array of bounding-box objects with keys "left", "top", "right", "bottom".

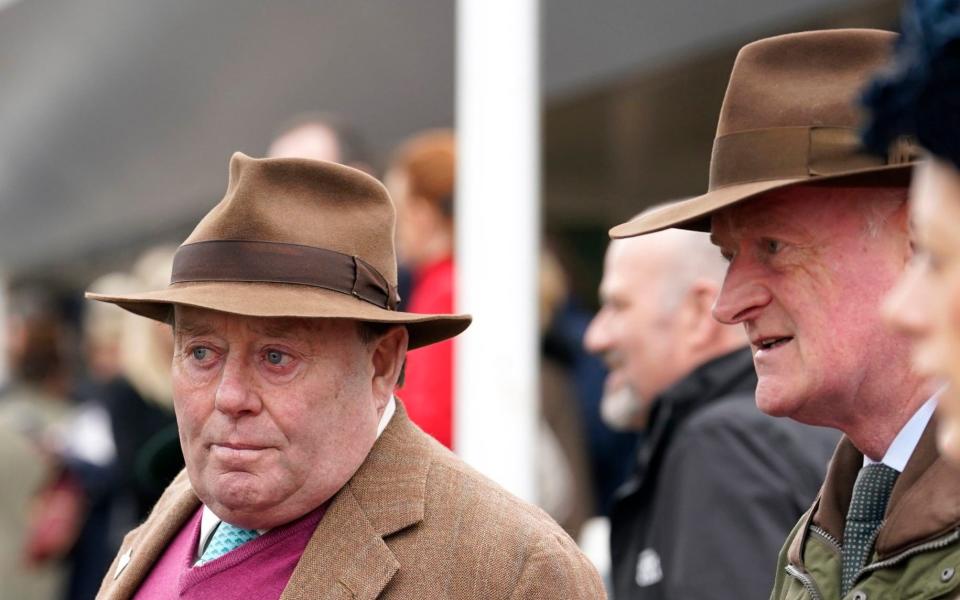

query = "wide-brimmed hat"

[
  {"left": 86, "top": 152, "right": 471, "bottom": 349},
  {"left": 610, "top": 29, "right": 919, "bottom": 238}
]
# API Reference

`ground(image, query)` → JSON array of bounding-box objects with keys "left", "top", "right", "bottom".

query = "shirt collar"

[
  {"left": 197, "top": 395, "right": 397, "bottom": 559},
  {"left": 863, "top": 394, "right": 938, "bottom": 472}
]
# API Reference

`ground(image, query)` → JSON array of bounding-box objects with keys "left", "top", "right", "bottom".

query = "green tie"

[
  {"left": 840, "top": 463, "right": 899, "bottom": 595},
  {"left": 196, "top": 521, "right": 260, "bottom": 566}
]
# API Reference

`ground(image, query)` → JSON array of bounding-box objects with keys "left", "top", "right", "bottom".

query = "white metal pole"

[{"left": 455, "top": 0, "right": 540, "bottom": 502}]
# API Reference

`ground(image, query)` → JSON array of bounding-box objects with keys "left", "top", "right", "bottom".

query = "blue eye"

[
  {"left": 192, "top": 347, "right": 209, "bottom": 361},
  {"left": 763, "top": 239, "right": 783, "bottom": 254},
  {"left": 265, "top": 350, "right": 286, "bottom": 365}
]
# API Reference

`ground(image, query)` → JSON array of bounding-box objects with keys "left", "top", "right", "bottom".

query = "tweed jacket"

[
  {"left": 95, "top": 403, "right": 605, "bottom": 599},
  {"left": 770, "top": 412, "right": 960, "bottom": 600}
]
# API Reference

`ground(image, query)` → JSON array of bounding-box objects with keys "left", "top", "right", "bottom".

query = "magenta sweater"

[{"left": 134, "top": 503, "right": 327, "bottom": 599}]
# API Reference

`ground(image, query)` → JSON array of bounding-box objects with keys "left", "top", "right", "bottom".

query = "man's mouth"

[
  {"left": 754, "top": 336, "right": 793, "bottom": 351},
  {"left": 216, "top": 442, "right": 265, "bottom": 451}
]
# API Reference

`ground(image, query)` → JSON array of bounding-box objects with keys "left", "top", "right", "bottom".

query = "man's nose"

[
  {"left": 584, "top": 311, "right": 610, "bottom": 355},
  {"left": 214, "top": 354, "right": 262, "bottom": 417},
  {"left": 712, "top": 258, "right": 772, "bottom": 324}
]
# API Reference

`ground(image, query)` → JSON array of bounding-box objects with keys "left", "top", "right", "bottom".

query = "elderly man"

[
  {"left": 612, "top": 30, "right": 960, "bottom": 599},
  {"left": 88, "top": 153, "right": 604, "bottom": 599},
  {"left": 585, "top": 229, "right": 836, "bottom": 600}
]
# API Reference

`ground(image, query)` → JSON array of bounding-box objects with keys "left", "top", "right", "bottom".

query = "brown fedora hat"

[
  {"left": 610, "top": 29, "right": 919, "bottom": 238},
  {"left": 86, "top": 152, "right": 471, "bottom": 350}
]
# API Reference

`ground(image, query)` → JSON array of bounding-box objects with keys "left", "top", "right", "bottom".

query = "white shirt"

[
  {"left": 196, "top": 396, "right": 397, "bottom": 559},
  {"left": 863, "top": 395, "right": 938, "bottom": 472}
]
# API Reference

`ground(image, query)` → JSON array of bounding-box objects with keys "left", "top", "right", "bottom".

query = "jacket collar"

[
  {"left": 103, "top": 471, "right": 201, "bottom": 599},
  {"left": 627, "top": 347, "right": 756, "bottom": 487},
  {"left": 797, "top": 411, "right": 960, "bottom": 562},
  {"left": 653, "top": 346, "right": 756, "bottom": 416}
]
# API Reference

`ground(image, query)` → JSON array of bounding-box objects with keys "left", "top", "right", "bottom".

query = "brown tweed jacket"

[{"left": 95, "top": 403, "right": 605, "bottom": 599}]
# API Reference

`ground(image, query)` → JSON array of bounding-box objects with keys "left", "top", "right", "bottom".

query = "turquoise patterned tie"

[
  {"left": 196, "top": 521, "right": 260, "bottom": 566},
  {"left": 840, "top": 463, "right": 899, "bottom": 595}
]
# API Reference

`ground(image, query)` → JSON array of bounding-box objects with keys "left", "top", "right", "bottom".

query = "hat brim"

[
  {"left": 609, "top": 162, "right": 914, "bottom": 238},
  {"left": 86, "top": 281, "right": 471, "bottom": 350}
]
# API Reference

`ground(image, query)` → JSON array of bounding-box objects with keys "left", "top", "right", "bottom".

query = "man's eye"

[
  {"left": 191, "top": 347, "right": 210, "bottom": 361},
  {"left": 265, "top": 350, "right": 289, "bottom": 366},
  {"left": 763, "top": 239, "right": 783, "bottom": 254}
]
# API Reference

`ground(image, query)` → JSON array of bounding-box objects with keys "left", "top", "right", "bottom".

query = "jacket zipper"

[
  {"left": 809, "top": 525, "right": 841, "bottom": 555},
  {"left": 785, "top": 564, "right": 824, "bottom": 600},
  {"left": 789, "top": 527, "right": 960, "bottom": 596},
  {"left": 856, "top": 528, "right": 960, "bottom": 579}
]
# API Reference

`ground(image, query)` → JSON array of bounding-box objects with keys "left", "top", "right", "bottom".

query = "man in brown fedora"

[
  {"left": 88, "top": 153, "right": 604, "bottom": 599},
  {"left": 612, "top": 29, "right": 960, "bottom": 599}
]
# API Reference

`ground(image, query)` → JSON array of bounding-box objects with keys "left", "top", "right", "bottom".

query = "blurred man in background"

[
  {"left": 267, "top": 112, "right": 373, "bottom": 174},
  {"left": 585, "top": 229, "right": 837, "bottom": 599}
]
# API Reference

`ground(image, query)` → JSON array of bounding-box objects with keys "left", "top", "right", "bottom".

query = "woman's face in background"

[{"left": 884, "top": 158, "right": 960, "bottom": 461}]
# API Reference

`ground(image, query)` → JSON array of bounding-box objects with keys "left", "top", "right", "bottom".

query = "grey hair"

[{"left": 862, "top": 188, "right": 908, "bottom": 238}]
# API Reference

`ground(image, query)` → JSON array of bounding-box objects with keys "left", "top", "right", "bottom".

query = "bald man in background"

[
  {"left": 266, "top": 112, "right": 373, "bottom": 173},
  {"left": 585, "top": 228, "right": 838, "bottom": 600}
]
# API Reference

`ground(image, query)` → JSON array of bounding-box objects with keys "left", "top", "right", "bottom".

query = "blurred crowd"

[
  {"left": 7, "top": 1, "right": 960, "bottom": 598},
  {"left": 0, "top": 248, "right": 182, "bottom": 599}
]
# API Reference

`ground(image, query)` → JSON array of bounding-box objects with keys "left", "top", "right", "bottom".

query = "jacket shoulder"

[{"left": 407, "top": 432, "right": 605, "bottom": 598}]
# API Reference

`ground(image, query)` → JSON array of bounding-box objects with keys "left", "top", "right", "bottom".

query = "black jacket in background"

[{"left": 610, "top": 348, "right": 840, "bottom": 600}]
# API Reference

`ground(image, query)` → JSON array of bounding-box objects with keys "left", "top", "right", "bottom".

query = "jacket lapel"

[
  {"left": 99, "top": 471, "right": 201, "bottom": 600},
  {"left": 281, "top": 403, "right": 430, "bottom": 599}
]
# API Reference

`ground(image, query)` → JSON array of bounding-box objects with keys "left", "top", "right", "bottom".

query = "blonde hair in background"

[
  {"left": 85, "top": 273, "right": 134, "bottom": 346},
  {"left": 85, "top": 272, "right": 137, "bottom": 383},
  {"left": 120, "top": 245, "right": 177, "bottom": 410}
]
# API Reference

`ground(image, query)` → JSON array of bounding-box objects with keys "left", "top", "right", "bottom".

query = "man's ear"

[{"left": 371, "top": 325, "right": 409, "bottom": 402}]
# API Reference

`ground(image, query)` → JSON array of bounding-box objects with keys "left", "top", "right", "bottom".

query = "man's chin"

[
  {"left": 600, "top": 384, "right": 649, "bottom": 431},
  {"left": 205, "top": 492, "right": 284, "bottom": 529},
  {"left": 754, "top": 379, "right": 801, "bottom": 418},
  {"left": 198, "top": 472, "right": 281, "bottom": 517}
]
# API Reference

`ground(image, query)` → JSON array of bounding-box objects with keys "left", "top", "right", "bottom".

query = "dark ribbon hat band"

[
  {"left": 171, "top": 240, "right": 400, "bottom": 310},
  {"left": 709, "top": 126, "right": 918, "bottom": 189}
]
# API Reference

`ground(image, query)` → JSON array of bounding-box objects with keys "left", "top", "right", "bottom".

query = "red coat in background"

[{"left": 400, "top": 256, "right": 455, "bottom": 449}]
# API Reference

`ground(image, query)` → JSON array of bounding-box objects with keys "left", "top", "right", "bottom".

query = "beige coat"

[{"left": 96, "top": 403, "right": 605, "bottom": 599}]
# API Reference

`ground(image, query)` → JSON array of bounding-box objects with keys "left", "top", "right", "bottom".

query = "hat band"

[
  {"left": 709, "top": 126, "right": 917, "bottom": 190},
  {"left": 171, "top": 240, "right": 399, "bottom": 310}
]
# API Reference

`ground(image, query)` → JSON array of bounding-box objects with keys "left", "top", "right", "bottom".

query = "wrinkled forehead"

[
  {"left": 708, "top": 185, "right": 901, "bottom": 246},
  {"left": 709, "top": 194, "right": 810, "bottom": 246}
]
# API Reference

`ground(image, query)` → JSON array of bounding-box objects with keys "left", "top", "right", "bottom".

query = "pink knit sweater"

[{"left": 134, "top": 503, "right": 327, "bottom": 599}]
